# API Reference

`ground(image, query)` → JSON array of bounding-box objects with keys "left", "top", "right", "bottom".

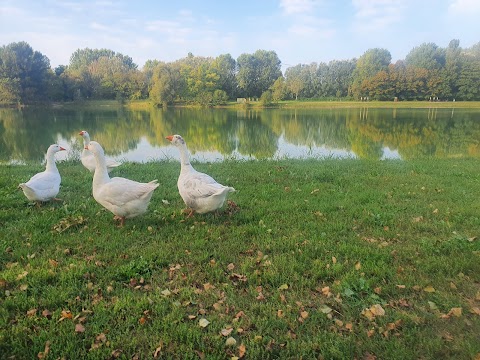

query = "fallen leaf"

[
  {"left": 396, "top": 285, "right": 406, "bottom": 289},
  {"left": 238, "top": 343, "right": 246, "bottom": 358},
  {"left": 225, "top": 337, "right": 237, "bottom": 346},
  {"left": 362, "top": 309, "right": 375, "bottom": 321},
  {"left": 300, "top": 311, "right": 309, "bottom": 319},
  {"left": 37, "top": 341, "right": 50, "bottom": 359},
  {"left": 59, "top": 310, "right": 73, "bottom": 321},
  {"left": 321, "top": 286, "right": 331, "bottom": 297},
  {"left": 203, "top": 283, "right": 215, "bottom": 291},
  {"left": 42, "top": 309, "right": 52, "bottom": 319},
  {"left": 48, "top": 259, "right": 59, "bottom": 267},
  {"left": 27, "top": 308, "right": 37, "bottom": 317},
  {"left": 161, "top": 289, "right": 171, "bottom": 296},
  {"left": 332, "top": 256, "right": 337, "bottom": 264},
  {"left": 75, "top": 323, "right": 85, "bottom": 333},
  {"left": 423, "top": 285, "right": 436, "bottom": 293},
  {"left": 319, "top": 305, "right": 333, "bottom": 314},
  {"left": 139, "top": 317, "right": 147, "bottom": 325},
  {"left": 448, "top": 307, "right": 462, "bottom": 317},
  {"left": 355, "top": 262, "right": 361, "bottom": 270},
  {"left": 221, "top": 328, "right": 233, "bottom": 336},
  {"left": 153, "top": 343, "right": 163, "bottom": 358},
  {"left": 16, "top": 271, "right": 28, "bottom": 280},
  {"left": 278, "top": 284, "right": 289, "bottom": 290},
  {"left": 470, "top": 307, "right": 480, "bottom": 315},
  {"left": 111, "top": 349, "right": 122, "bottom": 358},
  {"left": 428, "top": 301, "right": 438, "bottom": 311},
  {"left": 370, "top": 304, "right": 385, "bottom": 316},
  {"left": 199, "top": 318, "right": 210, "bottom": 328}
]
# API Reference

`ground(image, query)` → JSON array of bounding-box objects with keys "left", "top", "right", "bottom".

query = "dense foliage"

[{"left": 1, "top": 39, "right": 480, "bottom": 106}]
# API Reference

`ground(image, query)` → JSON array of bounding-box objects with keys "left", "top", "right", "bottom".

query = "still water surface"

[{"left": 1, "top": 106, "right": 479, "bottom": 163}]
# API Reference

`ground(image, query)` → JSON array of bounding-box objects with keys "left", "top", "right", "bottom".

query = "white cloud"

[
  {"left": 448, "top": 0, "right": 480, "bottom": 14},
  {"left": 280, "top": 0, "right": 321, "bottom": 14},
  {"left": 352, "top": 0, "right": 405, "bottom": 32}
]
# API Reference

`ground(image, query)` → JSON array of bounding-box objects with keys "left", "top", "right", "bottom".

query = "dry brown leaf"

[
  {"left": 153, "top": 344, "right": 163, "bottom": 358},
  {"left": 111, "top": 349, "right": 122, "bottom": 358},
  {"left": 59, "top": 310, "right": 73, "bottom": 321},
  {"left": 16, "top": 271, "right": 28, "bottom": 280},
  {"left": 332, "top": 256, "right": 337, "bottom": 264},
  {"left": 423, "top": 285, "right": 436, "bottom": 293},
  {"left": 139, "top": 316, "right": 147, "bottom": 324},
  {"left": 448, "top": 307, "right": 462, "bottom": 317},
  {"left": 48, "top": 259, "right": 59, "bottom": 267},
  {"left": 203, "top": 283, "right": 215, "bottom": 291},
  {"left": 370, "top": 304, "right": 385, "bottom": 316},
  {"left": 470, "top": 307, "right": 480, "bottom": 315},
  {"left": 277, "top": 309, "right": 284, "bottom": 318},
  {"left": 321, "top": 286, "right": 331, "bottom": 297},
  {"left": 42, "top": 309, "right": 52, "bottom": 319},
  {"left": 37, "top": 341, "right": 50, "bottom": 359},
  {"left": 27, "top": 308, "right": 37, "bottom": 317},
  {"left": 300, "top": 311, "right": 309, "bottom": 319},
  {"left": 238, "top": 343, "right": 246, "bottom": 358},
  {"left": 355, "top": 262, "right": 361, "bottom": 270},
  {"left": 221, "top": 328, "right": 233, "bottom": 337},
  {"left": 75, "top": 323, "right": 85, "bottom": 333}
]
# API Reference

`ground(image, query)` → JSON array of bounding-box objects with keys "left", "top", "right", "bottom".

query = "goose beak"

[
  {"left": 166, "top": 135, "right": 174, "bottom": 142},
  {"left": 79, "top": 131, "right": 84, "bottom": 135},
  {"left": 60, "top": 147, "right": 66, "bottom": 151}
]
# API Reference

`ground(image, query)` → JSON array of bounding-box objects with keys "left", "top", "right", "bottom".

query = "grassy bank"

[
  {"left": 1, "top": 159, "right": 480, "bottom": 359},
  {"left": 50, "top": 99, "right": 480, "bottom": 111}
]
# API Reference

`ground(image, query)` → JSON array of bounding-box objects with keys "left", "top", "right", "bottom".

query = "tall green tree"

[
  {"left": 405, "top": 42, "right": 445, "bottom": 70},
  {"left": 0, "top": 41, "right": 51, "bottom": 104},
  {"left": 212, "top": 54, "right": 237, "bottom": 99},
  {"left": 236, "top": 50, "right": 282, "bottom": 98},
  {"left": 149, "top": 62, "right": 184, "bottom": 107},
  {"left": 350, "top": 48, "right": 391, "bottom": 99}
]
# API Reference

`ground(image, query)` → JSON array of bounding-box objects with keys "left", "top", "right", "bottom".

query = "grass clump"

[{"left": 0, "top": 158, "right": 479, "bottom": 359}]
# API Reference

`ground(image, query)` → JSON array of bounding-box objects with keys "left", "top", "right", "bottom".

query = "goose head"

[
  {"left": 47, "top": 144, "right": 66, "bottom": 154},
  {"left": 79, "top": 130, "right": 91, "bottom": 148},
  {"left": 166, "top": 134, "right": 185, "bottom": 147},
  {"left": 87, "top": 141, "right": 105, "bottom": 157}
]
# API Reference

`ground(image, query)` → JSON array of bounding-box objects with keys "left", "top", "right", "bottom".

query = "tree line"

[{"left": 0, "top": 39, "right": 479, "bottom": 106}]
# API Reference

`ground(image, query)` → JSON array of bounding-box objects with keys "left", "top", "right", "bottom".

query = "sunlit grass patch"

[{"left": 1, "top": 158, "right": 479, "bottom": 359}]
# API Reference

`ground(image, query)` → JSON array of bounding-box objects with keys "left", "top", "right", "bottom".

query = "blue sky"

[{"left": 0, "top": 0, "right": 479, "bottom": 71}]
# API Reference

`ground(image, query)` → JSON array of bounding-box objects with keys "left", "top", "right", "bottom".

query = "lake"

[{"left": 1, "top": 106, "right": 480, "bottom": 163}]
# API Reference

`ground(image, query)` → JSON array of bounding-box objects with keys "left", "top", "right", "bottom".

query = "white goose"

[
  {"left": 87, "top": 141, "right": 159, "bottom": 226},
  {"left": 19, "top": 144, "right": 66, "bottom": 204},
  {"left": 166, "top": 134, "right": 235, "bottom": 216},
  {"left": 79, "top": 130, "right": 121, "bottom": 173}
]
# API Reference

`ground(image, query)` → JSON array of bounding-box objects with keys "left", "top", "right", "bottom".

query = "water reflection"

[{"left": 1, "top": 106, "right": 479, "bottom": 163}]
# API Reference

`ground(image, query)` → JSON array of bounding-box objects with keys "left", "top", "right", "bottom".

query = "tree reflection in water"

[{"left": 1, "top": 106, "right": 480, "bottom": 163}]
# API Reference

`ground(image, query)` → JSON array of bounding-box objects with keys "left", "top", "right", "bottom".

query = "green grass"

[{"left": 1, "top": 159, "right": 479, "bottom": 359}]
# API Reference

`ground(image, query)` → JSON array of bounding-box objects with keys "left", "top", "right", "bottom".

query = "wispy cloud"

[
  {"left": 352, "top": 0, "right": 405, "bottom": 32},
  {"left": 280, "top": 0, "right": 321, "bottom": 14},
  {"left": 448, "top": 0, "right": 480, "bottom": 14}
]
